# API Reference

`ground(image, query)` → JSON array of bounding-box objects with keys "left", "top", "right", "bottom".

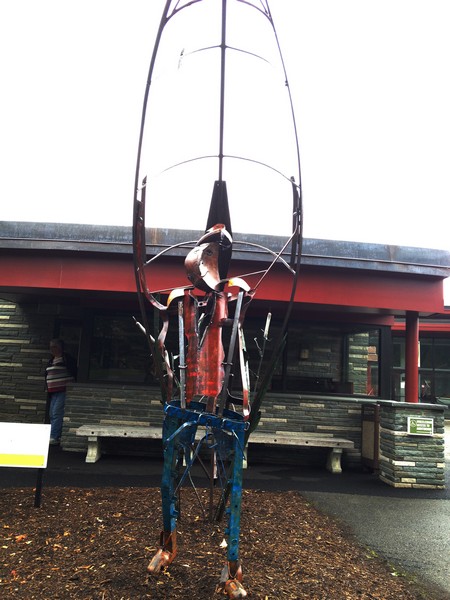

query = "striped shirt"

[{"left": 46, "top": 357, "right": 74, "bottom": 393}]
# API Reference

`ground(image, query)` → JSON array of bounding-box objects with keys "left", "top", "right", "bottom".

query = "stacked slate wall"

[
  {"left": 62, "top": 387, "right": 368, "bottom": 468},
  {"left": 379, "top": 401, "right": 446, "bottom": 489},
  {"left": 257, "top": 393, "right": 368, "bottom": 469},
  {"left": 0, "top": 300, "right": 54, "bottom": 423},
  {"left": 347, "top": 332, "right": 370, "bottom": 394},
  {"left": 62, "top": 384, "right": 165, "bottom": 455}
]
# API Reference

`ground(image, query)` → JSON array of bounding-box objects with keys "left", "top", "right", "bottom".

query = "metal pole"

[
  {"left": 178, "top": 300, "right": 186, "bottom": 408},
  {"left": 218, "top": 0, "right": 227, "bottom": 182},
  {"left": 218, "top": 290, "right": 244, "bottom": 416},
  {"left": 34, "top": 469, "right": 43, "bottom": 508}
]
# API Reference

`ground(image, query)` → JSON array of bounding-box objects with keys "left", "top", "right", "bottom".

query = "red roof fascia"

[
  {"left": 0, "top": 254, "right": 445, "bottom": 314},
  {"left": 251, "top": 267, "right": 444, "bottom": 313},
  {"left": 393, "top": 321, "right": 450, "bottom": 333}
]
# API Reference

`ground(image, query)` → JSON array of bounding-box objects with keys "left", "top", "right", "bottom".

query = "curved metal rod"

[
  {"left": 151, "top": 152, "right": 300, "bottom": 190},
  {"left": 144, "top": 240, "right": 198, "bottom": 267},
  {"left": 143, "top": 237, "right": 295, "bottom": 273},
  {"left": 232, "top": 240, "right": 295, "bottom": 274},
  {"left": 140, "top": 235, "right": 296, "bottom": 300},
  {"left": 181, "top": 43, "right": 271, "bottom": 67}
]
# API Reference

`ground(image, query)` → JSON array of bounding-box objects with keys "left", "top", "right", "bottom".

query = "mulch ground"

[{"left": 0, "top": 486, "right": 440, "bottom": 599}]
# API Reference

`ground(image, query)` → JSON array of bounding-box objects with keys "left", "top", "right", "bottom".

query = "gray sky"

[{"left": 1, "top": 0, "right": 449, "bottom": 296}]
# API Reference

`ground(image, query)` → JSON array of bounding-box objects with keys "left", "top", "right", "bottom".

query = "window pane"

[
  {"left": 56, "top": 320, "right": 81, "bottom": 367},
  {"left": 347, "top": 331, "right": 379, "bottom": 396},
  {"left": 89, "top": 315, "right": 155, "bottom": 383},
  {"left": 420, "top": 339, "right": 433, "bottom": 368},
  {"left": 394, "top": 336, "right": 450, "bottom": 403},
  {"left": 274, "top": 324, "right": 380, "bottom": 396},
  {"left": 419, "top": 372, "right": 434, "bottom": 402},
  {"left": 393, "top": 337, "right": 405, "bottom": 368},
  {"left": 433, "top": 339, "right": 450, "bottom": 369},
  {"left": 280, "top": 327, "right": 341, "bottom": 393},
  {"left": 392, "top": 370, "right": 405, "bottom": 402},
  {"left": 242, "top": 315, "right": 280, "bottom": 393},
  {"left": 435, "top": 372, "right": 450, "bottom": 399}
]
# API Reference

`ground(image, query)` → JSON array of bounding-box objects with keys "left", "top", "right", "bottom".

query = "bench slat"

[
  {"left": 76, "top": 424, "right": 163, "bottom": 464},
  {"left": 76, "top": 425, "right": 161, "bottom": 439},
  {"left": 249, "top": 433, "right": 354, "bottom": 449},
  {"left": 246, "top": 432, "right": 354, "bottom": 474}
]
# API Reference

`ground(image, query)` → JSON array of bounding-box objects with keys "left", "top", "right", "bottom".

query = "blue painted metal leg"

[
  {"left": 147, "top": 414, "right": 181, "bottom": 575},
  {"left": 161, "top": 413, "right": 181, "bottom": 533},
  {"left": 221, "top": 428, "right": 248, "bottom": 598},
  {"left": 227, "top": 429, "right": 245, "bottom": 564}
]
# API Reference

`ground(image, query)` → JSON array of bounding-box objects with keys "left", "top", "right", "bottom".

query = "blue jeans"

[{"left": 49, "top": 391, "right": 66, "bottom": 440}]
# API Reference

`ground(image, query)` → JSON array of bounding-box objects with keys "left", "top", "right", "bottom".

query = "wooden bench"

[
  {"left": 247, "top": 432, "right": 354, "bottom": 474},
  {"left": 76, "top": 425, "right": 162, "bottom": 463},
  {"left": 76, "top": 425, "right": 354, "bottom": 473}
]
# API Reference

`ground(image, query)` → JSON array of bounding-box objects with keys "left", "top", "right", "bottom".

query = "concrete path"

[{"left": 302, "top": 422, "right": 450, "bottom": 599}]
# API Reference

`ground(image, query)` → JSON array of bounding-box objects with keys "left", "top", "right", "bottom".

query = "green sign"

[{"left": 407, "top": 416, "right": 434, "bottom": 436}]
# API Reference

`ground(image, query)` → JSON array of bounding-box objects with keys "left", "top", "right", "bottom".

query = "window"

[
  {"left": 347, "top": 331, "right": 379, "bottom": 396},
  {"left": 420, "top": 339, "right": 433, "bottom": 368},
  {"left": 85, "top": 311, "right": 383, "bottom": 396},
  {"left": 271, "top": 323, "right": 380, "bottom": 396},
  {"left": 433, "top": 339, "right": 450, "bottom": 370},
  {"left": 88, "top": 314, "right": 156, "bottom": 384},
  {"left": 393, "top": 334, "right": 450, "bottom": 402},
  {"left": 55, "top": 319, "right": 81, "bottom": 367},
  {"left": 393, "top": 338, "right": 405, "bottom": 369},
  {"left": 435, "top": 372, "right": 450, "bottom": 399}
]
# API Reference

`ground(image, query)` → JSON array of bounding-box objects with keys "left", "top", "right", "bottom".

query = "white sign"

[
  {"left": 0, "top": 422, "right": 51, "bottom": 468},
  {"left": 407, "top": 417, "right": 434, "bottom": 437}
]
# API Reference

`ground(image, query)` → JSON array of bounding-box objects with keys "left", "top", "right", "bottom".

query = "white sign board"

[
  {"left": 0, "top": 422, "right": 51, "bottom": 468},
  {"left": 407, "top": 416, "right": 434, "bottom": 437}
]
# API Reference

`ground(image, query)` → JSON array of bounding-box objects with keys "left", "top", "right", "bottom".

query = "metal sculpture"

[{"left": 132, "top": 1, "right": 302, "bottom": 597}]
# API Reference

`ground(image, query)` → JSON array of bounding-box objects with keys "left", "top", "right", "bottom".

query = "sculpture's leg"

[
  {"left": 220, "top": 428, "right": 247, "bottom": 599},
  {"left": 147, "top": 413, "right": 180, "bottom": 575}
]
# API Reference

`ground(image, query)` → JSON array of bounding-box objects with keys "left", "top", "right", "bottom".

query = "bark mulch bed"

[{"left": 0, "top": 486, "right": 439, "bottom": 599}]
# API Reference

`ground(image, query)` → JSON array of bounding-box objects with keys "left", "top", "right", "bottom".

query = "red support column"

[{"left": 405, "top": 311, "right": 419, "bottom": 403}]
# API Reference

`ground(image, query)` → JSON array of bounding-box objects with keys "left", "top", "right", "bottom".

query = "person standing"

[{"left": 45, "top": 339, "right": 77, "bottom": 445}]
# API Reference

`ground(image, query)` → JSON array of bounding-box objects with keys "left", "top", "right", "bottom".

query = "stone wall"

[
  {"left": 62, "top": 384, "right": 165, "bottom": 453},
  {"left": 0, "top": 300, "right": 53, "bottom": 423},
  {"left": 379, "top": 401, "right": 446, "bottom": 489},
  {"left": 257, "top": 393, "right": 370, "bottom": 469},
  {"left": 62, "top": 386, "right": 370, "bottom": 468},
  {"left": 348, "top": 332, "right": 370, "bottom": 394}
]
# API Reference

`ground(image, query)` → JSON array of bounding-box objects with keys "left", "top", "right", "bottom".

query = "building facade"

[{"left": 1, "top": 221, "right": 449, "bottom": 468}]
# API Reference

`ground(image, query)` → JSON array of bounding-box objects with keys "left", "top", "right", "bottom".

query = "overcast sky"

[{"left": 1, "top": 1, "right": 450, "bottom": 298}]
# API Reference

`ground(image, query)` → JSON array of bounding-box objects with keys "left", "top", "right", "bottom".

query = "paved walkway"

[
  {"left": 3, "top": 422, "right": 450, "bottom": 599},
  {"left": 302, "top": 422, "right": 450, "bottom": 599}
]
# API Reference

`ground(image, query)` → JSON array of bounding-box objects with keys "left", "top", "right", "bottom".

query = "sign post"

[{"left": 0, "top": 422, "right": 51, "bottom": 507}]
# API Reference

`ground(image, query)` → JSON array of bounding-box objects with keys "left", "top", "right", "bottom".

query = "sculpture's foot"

[
  {"left": 218, "top": 562, "right": 247, "bottom": 599},
  {"left": 147, "top": 548, "right": 173, "bottom": 575},
  {"left": 224, "top": 578, "right": 247, "bottom": 599},
  {"left": 147, "top": 530, "right": 177, "bottom": 576}
]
